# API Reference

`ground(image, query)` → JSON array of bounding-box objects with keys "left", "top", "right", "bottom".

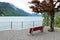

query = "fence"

[{"left": 0, "top": 21, "right": 43, "bottom": 30}]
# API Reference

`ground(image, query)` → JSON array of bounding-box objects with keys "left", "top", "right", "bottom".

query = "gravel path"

[{"left": 0, "top": 27, "right": 60, "bottom": 40}]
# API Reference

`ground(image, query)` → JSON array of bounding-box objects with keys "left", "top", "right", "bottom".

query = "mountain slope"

[
  {"left": 0, "top": 2, "right": 26, "bottom": 16},
  {"left": 0, "top": 2, "right": 42, "bottom": 16}
]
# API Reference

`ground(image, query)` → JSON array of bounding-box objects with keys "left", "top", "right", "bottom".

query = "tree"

[
  {"left": 43, "top": 14, "right": 50, "bottom": 26},
  {"left": 55, "top": 12, "right": 60, "bottom": 27},
  {"left": 0, "top": 9, "right": 3, "bottom": 16},
  {"left": 29, "top": 0, "right": 60, "bottom": 32}
]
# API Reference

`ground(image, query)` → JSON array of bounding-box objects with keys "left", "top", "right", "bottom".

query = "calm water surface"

[{"left": 0, "top": 16, "right": 43, "bottom": 31}]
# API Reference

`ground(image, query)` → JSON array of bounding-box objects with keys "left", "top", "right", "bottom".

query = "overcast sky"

[{"left": 0, "top": 0, "right": 33, "bottom": 13}]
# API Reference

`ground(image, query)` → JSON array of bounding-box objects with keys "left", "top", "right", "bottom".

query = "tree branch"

[{"left": 54, "top": 2, "right": 58, "bottom": 7}]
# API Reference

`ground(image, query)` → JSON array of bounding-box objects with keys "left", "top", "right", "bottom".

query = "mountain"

[
  {"left": 0, "top": 2, "right": 22, "bottom": 16},
  {"left": 0, "top": 2, "right": 42, "bottom": 16}
]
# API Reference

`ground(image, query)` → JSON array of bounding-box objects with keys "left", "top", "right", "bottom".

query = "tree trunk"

[{"left": 50, "top": 12, "right": 54, "bottom": 31}]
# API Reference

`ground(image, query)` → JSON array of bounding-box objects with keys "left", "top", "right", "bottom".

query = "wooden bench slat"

[{"left": 28, "top": 26, "right": 44, "bottom": 33}]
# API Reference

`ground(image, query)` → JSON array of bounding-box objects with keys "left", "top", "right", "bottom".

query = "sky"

[
  {"left": 0, "top": 0, "right": 43, "bottom": 13},
  {"left": 0, "top": 0, "right": 32, "bottom": 13},
  {"left": 0, "top": 0, "right": 59, "bottom": 13}
]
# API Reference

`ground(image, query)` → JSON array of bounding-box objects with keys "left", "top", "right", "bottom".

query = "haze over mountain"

[{"left": 0, "top": 2, "right": 42, "bottom": 16}]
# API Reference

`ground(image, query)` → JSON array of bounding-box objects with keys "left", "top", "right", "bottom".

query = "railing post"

[
  {"left": 11, "top": 21, "right": 12, "bottom": 30},
  {"left": 33, "top": 21, "right": 34, "bottom": 28},
  {"left": 21, "top": 21, "right": 23, "bottom": 29}
]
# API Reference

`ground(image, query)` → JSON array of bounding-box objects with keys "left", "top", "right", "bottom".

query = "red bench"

[{"left": 28, "top": 26, "right": 44, "bottom": 34}]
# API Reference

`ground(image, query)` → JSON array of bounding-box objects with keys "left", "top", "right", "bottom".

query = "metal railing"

[{"left": 0, "top": 21, "right": 43, "bottom": 30}]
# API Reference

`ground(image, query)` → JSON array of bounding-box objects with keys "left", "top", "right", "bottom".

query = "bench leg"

[{"left": 40, "top": 29, "right": 43, "bottom": 32}]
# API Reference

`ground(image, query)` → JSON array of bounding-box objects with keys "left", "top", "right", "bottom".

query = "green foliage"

[
  {"left": 0, "top": 3, "right": 25, "bottom": 16},
  {"left": 43, "top": 12, "right": 60, "bottom": 27},
  {"left": 48, "top": 28, "right": 54, "bottom": 32},
  {"left": 42, "top": 13, "right": 50, "bottom": 26},
  {"left": 55, "top": 12, "right": 60, "bottom": 27}
]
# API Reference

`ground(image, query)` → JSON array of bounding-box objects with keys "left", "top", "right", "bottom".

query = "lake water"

[{"left": 0, "top": 16, "right": 43, "bottom": 31}]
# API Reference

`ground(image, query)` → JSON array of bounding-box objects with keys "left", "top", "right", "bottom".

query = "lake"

[{"left": 0, "top": 16, "right": 43, "bottom": 31}]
